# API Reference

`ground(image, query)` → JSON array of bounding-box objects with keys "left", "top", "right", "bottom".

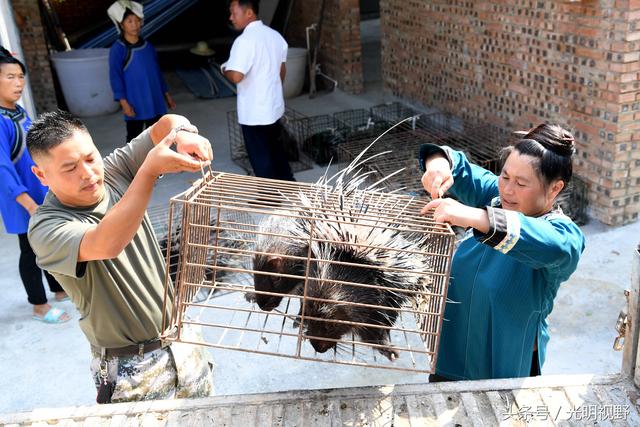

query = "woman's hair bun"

[{"left": 514, "top": 124, "right": 575, "bottom": 157}]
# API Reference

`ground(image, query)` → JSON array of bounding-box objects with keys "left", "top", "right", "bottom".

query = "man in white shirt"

[{"left": 223, "top": 0, "right": 295, "bottom": 181}]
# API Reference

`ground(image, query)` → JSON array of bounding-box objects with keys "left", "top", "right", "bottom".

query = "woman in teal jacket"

[{"left": 420, "top": 123, "right": 585, "bottom": 381}]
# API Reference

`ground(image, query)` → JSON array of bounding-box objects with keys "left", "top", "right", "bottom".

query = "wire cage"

[
  {"left": 557, "top": 175, "right": 589, "bottom": 225},
  {"left": 410, "top": 113, "right": 512, "bottom": 175},
  {"left": 227, "top": 107, "right": 313, "bottom": 175},
  {"left": 333, "top": 108, "right": 396, "bottom": 141},
  {"left": 335, "top": 130, "right": 431, "bottom": 195},
  {"left": 160, "top": 171, "right": 455, "bottom": 373},
  {"left": 148, "top": 203, "right": 254, "bottom": 301},
  {"left": 291, "top": 114, "right": 347, "bottom": 166},
  {"left": 370, "top": 102, "right": 422, "bottom": 133},
  {"left": 148, "top": 204, "right": 179, "bottom": 278}
]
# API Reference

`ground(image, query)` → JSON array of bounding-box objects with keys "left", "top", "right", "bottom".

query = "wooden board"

[{"left": 2, "top": 374, "right": 638, "bottom": 426}]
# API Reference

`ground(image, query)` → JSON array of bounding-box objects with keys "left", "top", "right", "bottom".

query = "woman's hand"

[
  {"left": 16, "top": 193, "right": 38, "bottom": 216},
  {"left": 421, "top": 198, "right": 490, "bottom": 233},
  {"left": 120, "top": 99, "right": 135, "bottom": 117},
  {"left": 165, "top": 93, "right": 176, "bottom": 110},
  {"left": 421, "top": 155, "right": 454, "bottom": 199}
]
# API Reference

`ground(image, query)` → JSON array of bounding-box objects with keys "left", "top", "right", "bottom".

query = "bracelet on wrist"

[{"left": 173, "top": 124, "right": 199, "bottom": 135}]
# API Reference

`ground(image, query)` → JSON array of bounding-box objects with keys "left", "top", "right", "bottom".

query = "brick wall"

[
  {"left": 50, "top": 0, "right": 112, "bottom": 39},
  {"left": 287, "top": 0, "right": 364, "bottom": 94},
  {"left": 381, "top": 0, "right": 640, "bottom": 225},
  {"left": 11, "top": 0, "right": 57, "bottom": 114}
]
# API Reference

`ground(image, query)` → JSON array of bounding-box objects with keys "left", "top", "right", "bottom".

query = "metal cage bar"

[{"left": 161, "top": 171, "right": 455, "bottom": 373}]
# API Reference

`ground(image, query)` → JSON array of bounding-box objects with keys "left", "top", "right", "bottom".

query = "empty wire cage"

[
  {"left": 227, "top": 107, "right": 313, "bottom": 175},
  {"left": 160, "top": 171, "right": 455, "bottom": 373},
  {"left": 335, "top": 130, "right": 429, "bottom": 195}
]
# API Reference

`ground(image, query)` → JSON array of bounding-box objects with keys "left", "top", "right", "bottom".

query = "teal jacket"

[{"left": 419, "top": 144, "right": 585, "bottom": 380}]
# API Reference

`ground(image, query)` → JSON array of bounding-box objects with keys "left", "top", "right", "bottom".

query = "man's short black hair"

[
  {"left": 27, "top": 110, "right": 88, "bottom": 160},
  {"left": 0, "top": 45, "right": 26, "bottom": 74},
  {"left": 231, "top": 0, "right": 260, "bottom": 15}
]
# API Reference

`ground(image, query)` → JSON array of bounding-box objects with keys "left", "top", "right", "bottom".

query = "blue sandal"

[{"left": 32, "top": 307, "right": 70, "bottom": 324}]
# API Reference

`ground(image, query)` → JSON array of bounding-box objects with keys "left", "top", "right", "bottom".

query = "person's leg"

[
  {"left": 428, "top": 373, "right": 454, "bottom": 382},
  {"left": 90, "top": 347, "right": 178, "bottom": 404},
  {"left": 241, "top": 124, "right": 277, "bottom": 178},
  {"left": 17, "top": 233, "right": 47, "bottom": 306},
  {"left": 43, "top": 270, "right": 67, "bottom": 301},
  {"left": 267, "top": 121, "right": 296, "bottom": 181},
  {"left": 18, "top": 234, "right": 71, "bottom": 320},
  {"left": 171, "top": 325, "right": 215, "bottom": 398},
  {"left": 126, "top": 120, "right": 145, "bottom": 143},
  {"left": 530, "top": 350, "right": 541, "bottom": 376}
]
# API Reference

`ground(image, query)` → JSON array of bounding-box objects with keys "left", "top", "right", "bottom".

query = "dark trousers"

[
  {"left": 18, "top": 233, "right": 64, "bottom": 305},
  {"left": 241, "top": 122, "right": 295, "bottom": 181},
  {"left": 125, "top": 115, "right": 162, "bottom": 143},
  {"left": 428, "top": 350, "right": 541, "bottom": 382}
]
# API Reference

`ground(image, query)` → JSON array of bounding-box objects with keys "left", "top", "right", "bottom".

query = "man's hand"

[
  {"left": 175, "top": 128, "right": 213, "bottom": 163},
  {"left": 421, "top": 155, "right": 453, "bottom": 199},
  {"left": 139, "top": 130, "right": 210, "bottom": 178},
  {"left": 421, "top": 198, "right": 490, "bottom": 233}
]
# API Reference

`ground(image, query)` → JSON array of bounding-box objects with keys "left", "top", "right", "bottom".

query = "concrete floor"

[{"left": 1, "top": 65, "right": 638, "bottom": 415}]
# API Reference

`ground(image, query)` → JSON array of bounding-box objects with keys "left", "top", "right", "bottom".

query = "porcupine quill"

[{"left": 251, "top": 117, "right": 435, "bottom": 361}]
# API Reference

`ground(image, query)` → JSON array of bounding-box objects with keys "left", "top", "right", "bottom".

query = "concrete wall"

[{"left": 381, "top": 0, "right": 640, "bottom": 225}]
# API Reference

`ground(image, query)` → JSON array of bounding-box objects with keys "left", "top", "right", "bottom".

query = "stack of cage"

[
  {"left": 370, "top": 102, "right": 423, "bottom": 132},
  {"left": 557, "top": 176, "right": 589, "bottom": 225},
  {"left": 333, "top": 108, "right": 396, "bottom": 140},
  {"left": 227, "top": 107, "right": 312, "bottom": 175},
  {"left": 160, "top": 171, "right": 455, "bottom": 373},
  {"left": 334, "top": 129, "right": 430, "bottom": 195},
  {"left": 410, "top": 112, "right": 513, "bottom": 175},
  {"left": 339, "top": 102, "right": 590, "bottom": 223},
  {"left": 291, "top": 114, "right": 346, "bottom": 165}
]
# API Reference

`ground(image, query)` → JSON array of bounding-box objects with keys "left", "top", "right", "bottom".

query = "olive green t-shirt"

[{"left": 28, "top": 130, "right": 174, "bottom": 348}]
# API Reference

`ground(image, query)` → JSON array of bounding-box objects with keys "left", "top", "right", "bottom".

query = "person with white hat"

[
  {"left": 108, "top": 1, "right": 176, "bottom": 143},
  {"left": 223, "top": 0, "right": 295, "bottom": 181}
]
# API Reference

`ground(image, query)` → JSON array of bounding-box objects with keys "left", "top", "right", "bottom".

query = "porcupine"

[
  {"left": 250, "top": 119, "right": 436, "bottom": 361},
  {"left": 249, "top": 213, "right": 309, "bottom": 311},
  {"left": 158, "top": 220, "right": 249, "bottom": 296},
  {"left": 296, "top": 164, "right": 435, "bottom": 361}
]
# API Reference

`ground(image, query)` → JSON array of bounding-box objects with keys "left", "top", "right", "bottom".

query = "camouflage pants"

[{"left": 90, "top": 340, "right": 214, "bottom": 403}]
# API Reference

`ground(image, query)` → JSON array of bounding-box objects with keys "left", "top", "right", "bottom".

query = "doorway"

[{"left": 359, "top": 0, "right": 381, "bottom": 87}]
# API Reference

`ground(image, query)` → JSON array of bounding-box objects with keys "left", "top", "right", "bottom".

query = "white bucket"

[
  {"left": 50, "top": 49, "right": 119, "bottom": 117},
  {"left": 283, "top": 47, "right": 307, "bottom": 99}
]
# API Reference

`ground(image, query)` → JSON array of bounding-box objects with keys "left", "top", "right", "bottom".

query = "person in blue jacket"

[
  {"left": 108, "top": 2, "right": 175, "bottom": 143},
  {"left": 419, "top": 123, "right": 585, "bottom": 381},
  {"left": 0, "top": 47, "right": 70, "bottom": 323}
]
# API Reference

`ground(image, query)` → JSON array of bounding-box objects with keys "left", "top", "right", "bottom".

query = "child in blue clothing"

[
  {"left": 0, "top": 47, "right": 69, "bottom": 323},
  {"left": 108, "top": 1, "right": 175, "bottom": 143},
  {"left": 419, "top": 123, "right": 585, "bottom": 381}
]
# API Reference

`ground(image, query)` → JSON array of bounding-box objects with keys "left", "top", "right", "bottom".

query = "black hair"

[
  {"left": 501, "top": 123, "right": 575, "bottom": 191},
  {"left": 231, "top": 0, "right": 260, "bottom": 15},
  {"left": 0, "top": 46, "right": 26, "bottom": 74},
  {"left": 27, "top": 110, "right": 88, "bottom": 160},
  {"left": 121, "top": 8, "right": 138, "bottom": 22}
]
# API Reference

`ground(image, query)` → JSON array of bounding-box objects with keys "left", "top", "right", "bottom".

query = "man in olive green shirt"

[{"left": 27, "top": 110, "right": 214, "bottom": 403}]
